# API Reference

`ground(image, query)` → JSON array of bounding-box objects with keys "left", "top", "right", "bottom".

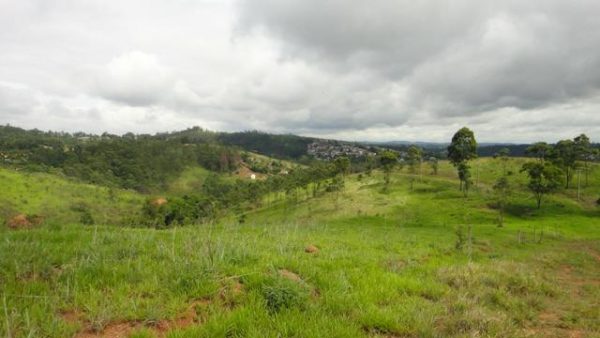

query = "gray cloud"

[
  {"left": 0, "top": 0, "right": 599, "bottom": 142},
  {"left": 237, "top": 0, "right": 600, "bottom": 117},
  {"left": 0, "top": 83, "right": 39, "bottom": 116}
]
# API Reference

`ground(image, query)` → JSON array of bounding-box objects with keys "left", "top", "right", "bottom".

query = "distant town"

[{"left": 307, "top": 140, "right": 376, "bottom": 160}]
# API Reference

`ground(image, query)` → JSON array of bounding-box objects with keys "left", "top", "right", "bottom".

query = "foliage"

[
  {"left": 217, "top": 130, "right": 313, "bottom": 159},
  {"left": 447, "top": 127, "right": 477, "bottom": 195},
  {"left": 406, "top": 146, "right": 423, "bottom": 175},
  {"left": 520, "top": 162, "right": 563, "bottom": 208},
  {"left": 493, "top": 176, "right": 510, "bottom": 227},
  {"left": 447, "top": 127, "right": 478, "bottom": 166},
  {"left": 1, "top": 155, "right": 599, "bottom": 337},
  {"left": 261, "top": 276, "right": 309, "bottom": 313},
  {"left": 379, "top": 150, "right": 398, "bottom": 190},
  {"left": 550, "top": 139, "right": 578, "bottom": 188},
  {"left": 525, "top": 142, "right": 551, "bottom": 162},
  {"left": 0, "top": 125, "right": 241, "bottom": 192},
  {"left": 428, "top": 157, "right": 439, "bottom": 175}
]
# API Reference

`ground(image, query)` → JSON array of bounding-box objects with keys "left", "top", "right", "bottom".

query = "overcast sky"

[{"left": 1, "top": 0, "right": 599, "bottom": 142}]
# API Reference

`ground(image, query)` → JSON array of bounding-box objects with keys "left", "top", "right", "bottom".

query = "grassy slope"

[
  {"left": 0, "top": 167, "right": 143, "bottom": 225},
  {"left": 0, "top": 159, "right": 599, "bottom": 337}
]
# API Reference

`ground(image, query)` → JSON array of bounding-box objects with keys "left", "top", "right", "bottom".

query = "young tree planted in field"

[
  {"left": 550, "top": 139, "right": 578, "bottom": 189},
  {"left": 428, "top": 157, "right": 438, "bottom": 175},
  {"left": 457, "top": 162, "right": 472, "bottom": 194},
  {"left": 493, "top": 176, "right": 510, "bottom": 227},
  {"left": 407, "top": 146, "right": 422, "bottom": 175},
  {"left": 379, "top": 150, "right": 398, "bottom": 192},
  {"left": 492, "top": 148, "right": 511, "bottom": 227},
  {"left": 526, "top": 142, "right": 551, "bottom": 163},
  {"left": 574, "top": 134, "right": 592, "bottom": 186},
  {"left": 520, "top": 162, "right": 562, "bottom": 209},
  {"left": 493, "top": 148, "right": 511, "bottom": 176},
  {"left": 407, "top": 145, "right": 423, "bottom": 189},
  {"left": 447, "top": 127, "right": 477, "bottom": 196},
  {"left": 333, "top": 156, "right": 350, "bottom": 180}
]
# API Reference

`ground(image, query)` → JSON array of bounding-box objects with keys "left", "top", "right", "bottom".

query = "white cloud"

[
  {"left": 94, "top": 51, "right": 174, "bottom": 106},
  {"left": 0, "top": 0, "right": 599, "bottom": 142}
]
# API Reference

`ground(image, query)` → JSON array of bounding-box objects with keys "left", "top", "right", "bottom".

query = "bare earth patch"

[
  {"left": 304, "top": 244, "right": 319, "bottom": 253},
  {"left": 63, "top": 299, "right": 212, "bottom": 338},
  {"left": 278, "top": 269, "right": 302, "bottom": 282}
]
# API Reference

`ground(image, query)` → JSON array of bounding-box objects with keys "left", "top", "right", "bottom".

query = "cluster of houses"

[{"left": 307, "top": 141, "right": 376, "bottom": 160}]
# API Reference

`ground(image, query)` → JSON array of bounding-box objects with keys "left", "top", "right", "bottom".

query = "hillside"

[
  {"left": 0, "top": 167, "right": 143, "bottom": 226},
  {"left": 1, "top": 157, "right": 598, "bottom": 337}
]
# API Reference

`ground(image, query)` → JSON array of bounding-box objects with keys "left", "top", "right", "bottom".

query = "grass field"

[
  {"left": 0, "top": 158, "right": 598, "bottom": 337},
  {"left": 0, "top": 168, "right": 143, "bottom": 226}
]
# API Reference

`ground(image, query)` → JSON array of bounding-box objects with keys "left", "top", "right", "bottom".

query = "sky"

[{"left": 1, "top": 0, "right": 599, "bottom": 143}]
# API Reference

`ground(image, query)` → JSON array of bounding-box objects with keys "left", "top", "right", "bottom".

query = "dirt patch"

[
  {"left": 67, "top": 299, "right": 212, "bottom": 338},
  {"left": 6, "top": 213, "right": 30, "bottom": 229},
  {"left": 304, "top": 244, "right": 319, "bottom": 254},
  {"left": 538, "top": 311, "right": 559, "bottom": 323},
  {"left": 75, "top": 322, "right": 141, "bottom": 338},
  {"left": 583, "top": 246, "right": 600, "bottom": 263},
  {"left": 278, "top": 269, "right": 302, "bottom": 282},
  {"left": 235, "top": 165, "right": 265, "bottom": 180},
  {"left": 557, "top": 264, "right": 600, "bottom": 288},
  {"left": 6, "top": 213, "right": 44, "bottom": 229},
  {"left": 524, "top": 327, "right": 585, "bottom": 338},
  {"left": 60, "top": 309, "right": 83, "bottom": 323},
  {"left": 152, "top": 299, "right": 211, "bottom": 335},
  {"left": 150, "top": 198, "right": 168, "bottom": 207},
  {"left": 218, "top": 280, "right": 244, "bottom": 308}
]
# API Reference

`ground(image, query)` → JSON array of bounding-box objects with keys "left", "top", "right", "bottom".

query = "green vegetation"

[
  {"left": 447, "top": 127, "right": 478, "bottom": 196},
  {"left": 1, "top": 154, "right": 599, "bottom": 337},
  {"left": 0, "top": 167, "right": 142, "bottom": 226},
  {"left": 1, "top": 126, "right": 599, "bottom": 337}
]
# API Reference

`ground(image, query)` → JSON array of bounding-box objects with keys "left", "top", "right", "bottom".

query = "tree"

[
  {"left": 428, "top": 157, "right": 438, "bottom": 175},
  {"left": 407, "top": 146, "right": 423, "bottom": 175},
  {"left": 520, "top": 162, "right": 562, "bottom": 209},
  {"left": 407, "top": 146, "right": 423, "bottom": 189},
  {"left": 447, "top": 127, "right": 477, "bottom": 196},
  {"left": 457, "top": 162, "right": 472, "bottom": 195},
  {"left": 574, "top": 134, "right": 592, "bottom": 186},
  {"left": 492, "top": 148, "right": 511, "bottom": 227},
  {"left": 550, "top": 139, "right": 577, "bottom": 188},
  {"left": 379, "top": 150, "right": 398, "bottom": 191},
  {"left": 526, "top": 142, "right": 551, "bottom": 163},
  {"left": 493, "top": 148, "right": 510, "bottom": 176},
  {"left": 333, "top": 156, "right": 350, "bottom": 177},
  {"left": 493, "top": 176, "right": 510, "bottom": 227}
]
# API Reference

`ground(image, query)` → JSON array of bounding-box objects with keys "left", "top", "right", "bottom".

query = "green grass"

[
  {"left": 0, "top": 167, "right": 143, "bottom": 225},
  {"left": 0, "top": 158, "right": 599, "bottom": 337},
  {"left": 166, "top": 167, "right": 214, "bottom": 196}
]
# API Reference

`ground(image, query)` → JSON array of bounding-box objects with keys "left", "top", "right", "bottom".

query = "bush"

[
  {"left": 80, "top": 210, "right": 95, "bottom": 225},
  {"left": 261, "top": 277, "right": 308, "bottom": 313},
  {"left": 139, "top": 195, "right": 217, "bottom": 228}
]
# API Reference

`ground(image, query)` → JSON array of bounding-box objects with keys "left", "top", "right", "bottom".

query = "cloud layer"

[{"left": 0, "top": 0, "right": 599, "bottom": 142}]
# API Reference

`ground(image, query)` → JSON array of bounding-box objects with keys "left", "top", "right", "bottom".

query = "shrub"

[
  {"left": 261, "top": 277, "right": 308, "bottom": 313},
  {"left": 80, "top": 210, "right": 95, "bottom": 225}
]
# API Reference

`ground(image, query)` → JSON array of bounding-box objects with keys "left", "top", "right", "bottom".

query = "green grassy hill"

[
  {"left": 0, "top": 158, "right": 598, "bottom": 337},
  {"left": 0, "top": 167, "right": 143, "bottom": 226}
]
